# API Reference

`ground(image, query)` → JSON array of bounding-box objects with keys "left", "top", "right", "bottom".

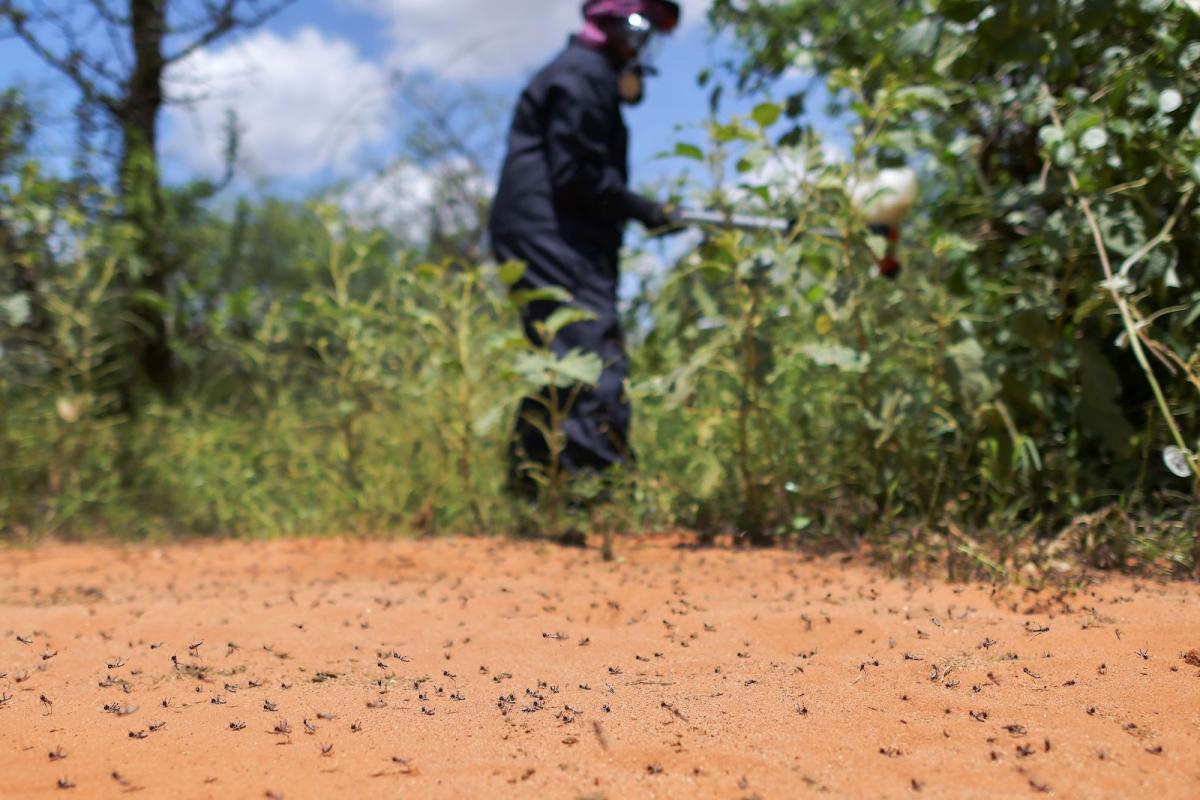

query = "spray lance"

[{"left": 668, "top": 168, "right": 920, "bottom": 279}]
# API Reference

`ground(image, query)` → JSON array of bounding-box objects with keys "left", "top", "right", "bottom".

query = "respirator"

[{"left": 614, "top": 12, "right": 657, "bottom": 105}]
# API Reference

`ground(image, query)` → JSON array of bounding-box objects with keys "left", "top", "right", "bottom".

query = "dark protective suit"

[{"left": 489, "top": 36, "right": 660, "bottom": 494}]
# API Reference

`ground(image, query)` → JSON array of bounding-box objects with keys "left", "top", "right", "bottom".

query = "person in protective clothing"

[{"left": 489, "top": 0, "right": 680, "bottom": 501}]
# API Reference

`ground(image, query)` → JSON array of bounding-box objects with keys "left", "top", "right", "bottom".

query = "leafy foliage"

[
  {"left": 3, "top": 1, "right": 1199, "bottom": 575},
  {"left": 698, "top": 0, "right": 1200, "bottom": 543}
]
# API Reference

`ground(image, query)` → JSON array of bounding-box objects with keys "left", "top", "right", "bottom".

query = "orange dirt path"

[{"left": 1, "top": 536, "right": 1198, "bottom": 799}]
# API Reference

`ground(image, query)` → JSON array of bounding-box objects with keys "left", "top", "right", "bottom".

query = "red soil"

[{"left": 1, "top": 536, "right": 1198, "bottom": 798}]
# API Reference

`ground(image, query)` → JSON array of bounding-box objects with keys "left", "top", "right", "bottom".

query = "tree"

[
  {"left": 707, "top": 1, "right": 1200, "bottom": 505},
  {"left": 1, "top": 0, "right": 296, "bottom": 403}
]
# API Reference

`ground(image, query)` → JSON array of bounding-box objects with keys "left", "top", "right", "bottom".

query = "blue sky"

[{"left": 1, "top": 1, "right": 843, "bottom": 207}]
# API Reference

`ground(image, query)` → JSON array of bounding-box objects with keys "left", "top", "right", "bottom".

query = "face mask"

[{"left": 618, "top": 66, "right": 645, "bottom": 105}]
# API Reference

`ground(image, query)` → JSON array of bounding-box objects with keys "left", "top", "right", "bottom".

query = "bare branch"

[
  {"left": 166, "top": 0, "right": 298, "bottom": 65},
  {"left": 1, "top": 4, "right": 120, "bottom": 114}
]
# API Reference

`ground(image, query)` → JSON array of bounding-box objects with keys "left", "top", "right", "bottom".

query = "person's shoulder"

[{"left": 541, "top": 40, "right": 616, "bottom": 98}]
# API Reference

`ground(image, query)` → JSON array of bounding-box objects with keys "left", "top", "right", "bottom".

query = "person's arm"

[{"left": 543, "top": 81, "right": 667, "bottom": 228}]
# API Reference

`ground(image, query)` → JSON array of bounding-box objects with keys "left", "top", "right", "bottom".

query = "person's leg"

[
  {"left": 550, "top": 307, "right": 633, "bottom": 477},
  {"left": 493, "top": 232, "right": 630, "bottom": 497}
]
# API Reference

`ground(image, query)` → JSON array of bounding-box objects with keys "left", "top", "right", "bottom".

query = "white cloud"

[
  {"left": 165, "top": 27, "right": 394, "bottom": 179},
  {"left": 354, "top": 0, "right": 710, "bottom": 81},
  {"left": 337, "top": 157, "right": 493, "bottom": 242}
]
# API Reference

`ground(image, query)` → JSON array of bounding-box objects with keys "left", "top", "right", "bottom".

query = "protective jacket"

[{"left": 490, "top": 37, "right": 658, "bottom": 278}]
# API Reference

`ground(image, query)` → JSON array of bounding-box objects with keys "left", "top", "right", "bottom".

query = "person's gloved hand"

[{"left": 626, "top": 194, "right": 682, "bottom": 236}]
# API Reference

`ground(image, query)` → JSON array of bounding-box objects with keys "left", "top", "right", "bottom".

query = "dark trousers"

[{"left": 492, "top": 231, "right": 633, "bottom": 498}]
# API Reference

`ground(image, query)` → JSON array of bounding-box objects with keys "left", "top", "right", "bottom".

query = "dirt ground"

[{"left": 1, "top": 536, "right": 1199, "bottom": 799}]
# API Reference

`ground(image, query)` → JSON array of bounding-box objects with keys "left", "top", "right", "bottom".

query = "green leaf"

[
  {"left": 510, "top": 286, "right": 572, "bottom": 306},
  {"left": 896, "top": 20, "right": 941, "bottom": 58},
  {"left": 1078, "top": 340, "right": 1135, "bottom": 454},
  {"left": 542, "top": 306, "right": 596, "bottom": 338},
  {"left": 751, "top": 102, "right": 782, "bottom": 129},
  {"left": 895, "top": 85, "right": 951, "bottom": 110},
  {"left": 498, "top": 260, "right": 526, "bottom": 287},
  {"left": 0, "top": 293, "right": 31, "bottom": 326},
  {"left": 1081, "top": 127, "right": 1108, "bottom": 151},
  {"left": 1159, "top": 89, "right": 1183, "bottom": 114},
  {"left": 513, "top": 348, "right": 602, "bottom": 389},
  {"left": 1038, "top": 126, "right": 1063, "bottom": 146},
  {"left": 944, "top": 339, "right": 995, "bottom": 406},
  {"left": 674, "top": 142, "right": 705, "bottom": 161},
  {"left": 551, "top": 349, "right": 603, "bottom": 387},
  {"left": 799, "top": 343, "right": 870, "bottom": 372}
]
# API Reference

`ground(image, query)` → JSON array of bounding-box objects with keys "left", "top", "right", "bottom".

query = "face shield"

[{"left": 613, "top": 13, "right": 659, "bottom": 105}]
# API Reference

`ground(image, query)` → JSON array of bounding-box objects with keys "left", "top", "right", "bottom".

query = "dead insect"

[
  {"left": 366, "top": 699, "right": 387, "bottom": 710},
  {"left": 542, "top": 632, "right": 570, "bottom": 641},
  {"left": 0, "top": 693, "right": 12, "bottom": 706},
  {"left": 320, "top": 743, "right": 334, "bottom": 757},
  {"left": 646, "top": 763, "right": 664, "bottom": 776},
  {"left": 16, "top": 635, "right": 32, "bottom": 645},
  {"left": 1145, "top": 745, "right": 1164, "bottom": 755},
  {"left": 969, "top": 710, "right": 989, "bottom": 722},
  {"left": 128, "top": 730, "right": 148, "bottom": 740},
  {"left": 421, "top": 706, "right": 435, "bottom": 716},
  {"left": 149, "top": 721, "right": 167, "bottom": 733},
  {"left": 107, "top": 659, "right": 125, "bottom": 669},
  {"left": 272, "top": 719, "right": 292, "bottom": 736},
  {"left": 40, "top": 694, "right": 54, "bottom": 715},
  {"left": 350, "top": 720, "right": 364, "bottom": 733},
  {"left": 1023, "top": 667, "right": 1043, "bottom": 680},
  {"left": 229, "top": 721, "right": 247, "bottom": 731},
  {"left": 56, "top": 778, "right": 75, "bottom": 790},
  {"left": 211, "top": 696, "right": 227, "bottom": 706},
  {"left": 111, "top": 772, "right": 131, "bottom": 788},
  {"left": 42, "top": 650, "right": 58, "bottom": 661},
  {"left": 303, "top": 719, "right": 317, "bottom": 735},
  {"left": 1004, "top": 724, "right": 1028, "bottom": 736},
  {"left": 187, "top": 641, "right": 203, "bottom": 654},
  {"left": 316, "top": 712, "right": 338, "bottom": 721},
  {"left": 49, "top": 747, "right": 67, "bottom": 761},
  {"left": 658, "top": 701, "right": 687, "bottom": 722},
  {"left": 263, "top": 700, "right": 278, "bottom": 712},
  {"left": 1136, "top": 649, "right": 1150, "bottom": 661}
]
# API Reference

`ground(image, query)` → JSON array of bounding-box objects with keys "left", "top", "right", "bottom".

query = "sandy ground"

[{"left": 1, "top": 536, "right": 1199, "bottom": 799}]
